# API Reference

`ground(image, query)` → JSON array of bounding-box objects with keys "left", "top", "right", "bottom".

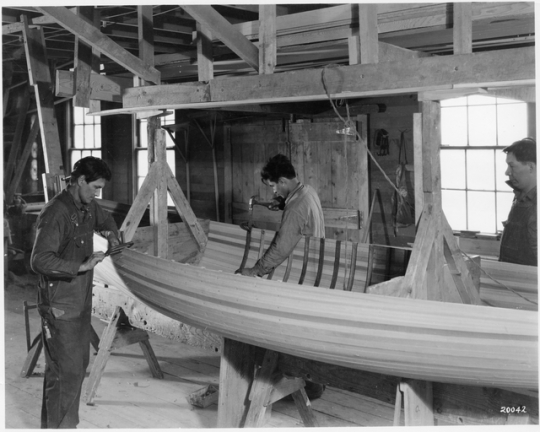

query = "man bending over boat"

[
  {"left": 499, "top": 138, "right": 537, "bottom": 266},
  {"left": 237, "top": 153, "right": 325, "bottom": 277},
  {"left": 236, "top": 153, "right": 326, "bottom": 400},
  {"left": 31, "top": 157, "right": 120, "bottom": 428}
]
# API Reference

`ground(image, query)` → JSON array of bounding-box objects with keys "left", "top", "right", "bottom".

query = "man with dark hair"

[
  {"left": 500, "top": 138, "right": 537, "bottom": 266},
  {"left": 31, "top": 156, "right": 120, "bottom": 428},
  {"left": 237, "top": 154, "right": 326, "bottom": 400},
  {"left": 238, "top": 153, "right": 325, "bottom": 277}
]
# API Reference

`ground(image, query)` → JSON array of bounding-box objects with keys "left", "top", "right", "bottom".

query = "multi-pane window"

[
  {"left": 71, "top": 106, "right": 101, "bottom": 169},
  {"left": 136, "top": 111, "right": 176, "bottom": 205},
  {"left": 440, "top": 95, "right": 528, "bottom": 234}
]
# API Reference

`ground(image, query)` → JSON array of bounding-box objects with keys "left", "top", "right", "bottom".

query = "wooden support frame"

[
  {"left": 37, "top": 7, "right": 160, "bottom": 84},
  {"left": 181, "top": 5, "right": 259, "bottom": 72},
  {"left": 84, "top": 306, "right": 163, "bottom": 405}
]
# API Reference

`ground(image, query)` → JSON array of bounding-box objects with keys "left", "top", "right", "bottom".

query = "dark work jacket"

[
  {"left": 31, "top": 189, "right": 118, "bottom": 320},
  {"left": 499, "top": 185, "right": 537, "bottom": 266}
]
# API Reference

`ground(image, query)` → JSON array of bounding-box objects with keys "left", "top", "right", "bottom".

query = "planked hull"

[{"left": 94, "top": 224, "right": 538, "bottom": 390}]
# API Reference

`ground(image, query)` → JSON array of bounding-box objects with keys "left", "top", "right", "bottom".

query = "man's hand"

[
  {"left": 235, "top": 267, "right": 258, "bottom": 277},
  {"left": 106, "top": 232, "right": 120, "bottom": 248},
  {"left": 79, "top": 252, "right": 106, "bottom": 272}
]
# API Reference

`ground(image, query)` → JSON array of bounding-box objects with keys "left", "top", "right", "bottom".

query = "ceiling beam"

[
  {"left": 89, "top": 47, "right": 533, "bottom": 115},
  {"left": 36, "top": 6, "right": 160, "bottom": 84},
  {"left": 181, "top": 5, "right": 259, "bottom": 72}
]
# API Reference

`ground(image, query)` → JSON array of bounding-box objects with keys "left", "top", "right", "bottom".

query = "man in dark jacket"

[
  {"left": 499, "top": 138, "right": 537, "bottom": 266},
  {"left": 31, "top": 156, "right": 119, "bottom": 428}
]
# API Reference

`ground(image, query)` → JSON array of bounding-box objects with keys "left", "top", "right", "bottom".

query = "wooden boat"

[{"left": 93, "top": 220, "right": 538, "bottom": 391}]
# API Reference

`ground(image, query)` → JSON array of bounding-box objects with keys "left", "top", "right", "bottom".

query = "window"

[
  {"left": 71, "top": 106, "right": 101, "bottom": 169},
  {"left": 440, "top": 95, "right": 528, "bottom": 234},
  {"left": 136, "top": 111, "right": 176, "bottom": 205}
]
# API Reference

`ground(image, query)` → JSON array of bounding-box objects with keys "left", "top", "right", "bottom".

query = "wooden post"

[
  {"left": 413, "top": 113, "right": 423, "bottom": 225},
  {"left": 259, "top": 5, "right": 276, "bottom": 75},
  {"left": 400, "top": 380, "right": 435, "bottom": 426},
  {"left": 356, "top": 115, "right": 369, "bottom": 242},
  {"left": 74, "top": 6, "right": 100, "bottom": 108},
  {"left": 359, "top": 4, "right": 379, "bottom": 64},
  {"left": 217, "top": 338, "right": 259, "bottom": 427},
  {"left": 196, "top": 22, "right": 214, "bottom": 81},
  {"left": 453, "top": 3, "right": 472, "bottom": 54},
  {"left": 223, "top": 124, "right": 233, "bottom": 223}
]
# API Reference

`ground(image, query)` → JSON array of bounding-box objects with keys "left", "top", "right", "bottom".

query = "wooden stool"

[
  {"left": 20, "top": 300, "right": 100, "bottom": 378},
  {"left": 84, "top": 306, "right": 163, "bottom": 405}
]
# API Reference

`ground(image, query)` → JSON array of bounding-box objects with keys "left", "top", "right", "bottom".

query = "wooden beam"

[
  {"left": 22, "top": 17, "right": 65, "bottom": 176},
  {"left": 453, "top": 3, "right": 472, "bottom": 54},
  {"left": 138, "top": 5, "right": 154, "bottom": 87},
  {"left": 103, "top": 47, "right": 533, "bottom": 115},
  {"left": 181, "top": 5, "right": 259, "bottom": 72},
  {"left": 196, "top": 22, "right": 214, "bottom": 82},
  {"left": 359, "top": 4, "right": 379, "bottom": 64},
  {"left": 36, "top": 7, "right": 160, "bottom": 84},
  {"left": 164, "top": 163, "right": 208, "bottom": 250},
  {"left": 259, "top": 5, "right": 277, "bottom": 75},
  {"left": 55, "top": 70, "right": 131, "bottom": 103}
]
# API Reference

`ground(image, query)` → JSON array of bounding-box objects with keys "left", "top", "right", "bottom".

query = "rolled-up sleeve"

[{"left": 30, "top": 207, "right": 81, "bottom": 279}]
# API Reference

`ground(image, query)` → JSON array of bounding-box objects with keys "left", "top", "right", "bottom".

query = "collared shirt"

[
  {"left": 499, "top": 185, "right": 537, "bottom": 266},
  {"left": 31, "top": 189, "right": 118, "bottom": 319},
  {"left": 253, "top": 183, "right": 325, "bottom": 276}
]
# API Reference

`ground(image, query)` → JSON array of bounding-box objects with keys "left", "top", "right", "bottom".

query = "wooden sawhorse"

[
  {"left": 20, "top": 300, "right": 100, "bottom": 378},
  {"left": 218, "top": 338, "right": 319, "bottom": 428},
  {"left": 84, "top": 306, "right": 164, "bottom": 405}
]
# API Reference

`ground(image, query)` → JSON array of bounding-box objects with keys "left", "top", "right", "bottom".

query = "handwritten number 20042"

[{"left": 501, "top": 406, "right": 526, "bottom": 414}]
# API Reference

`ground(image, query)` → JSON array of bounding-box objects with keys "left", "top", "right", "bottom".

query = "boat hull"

[{"left": 96, "top": 245, "right": 538, "bottom": 390}]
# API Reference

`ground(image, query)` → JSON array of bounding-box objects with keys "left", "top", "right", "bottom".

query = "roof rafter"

[
  {"left": 181, "top": 5, "right": 259, "bottom": 73},
  {"left": 36, "top": 6, "right": 160, "bottom": 84}
]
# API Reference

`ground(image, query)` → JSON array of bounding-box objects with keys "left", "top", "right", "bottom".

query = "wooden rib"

[
  {"left": 258, "top": 230, "right": 266, "bottom": 259},
  {"left": 314, "top": 238, "right": 325, "bottom": 287},
  {"left": 4, "top": 88, "right": 30, "bottom": 185},
  {"left": 363, "top": 245, "right": 375, "bottom": 293},
  {"left": 345, "top": 242, "right": 359, "bottom": 291},
  {"left": 298, "top": 237, "right": 310, "bottom": 285},
  {"left": 283, "top": 255, "right": 293, "bottom": 283},
  {"left": 330, "top": 241, "right": 341, "bottom": 289}
]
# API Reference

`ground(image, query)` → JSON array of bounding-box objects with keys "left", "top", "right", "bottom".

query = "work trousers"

[{"left": 40, "top": 311, "right": 91, "bottom": 429}]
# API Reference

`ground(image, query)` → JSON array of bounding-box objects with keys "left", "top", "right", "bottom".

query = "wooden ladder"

[{"left": 84, "top": 306, "right": 163, "bottom": 405}]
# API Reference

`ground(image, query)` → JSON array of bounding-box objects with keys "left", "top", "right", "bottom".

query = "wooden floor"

[{"left": 4, "top": 270, "right": 403, "bottom": 429}]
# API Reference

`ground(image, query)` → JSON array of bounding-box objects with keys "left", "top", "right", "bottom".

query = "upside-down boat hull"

[{"left": 94, "top": 223, "right": 538, "bottom": 390}]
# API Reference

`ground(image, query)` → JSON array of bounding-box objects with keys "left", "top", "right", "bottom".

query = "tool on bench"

[{"left": 105, "top": 241, "right": 134, "bottom": 257}]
